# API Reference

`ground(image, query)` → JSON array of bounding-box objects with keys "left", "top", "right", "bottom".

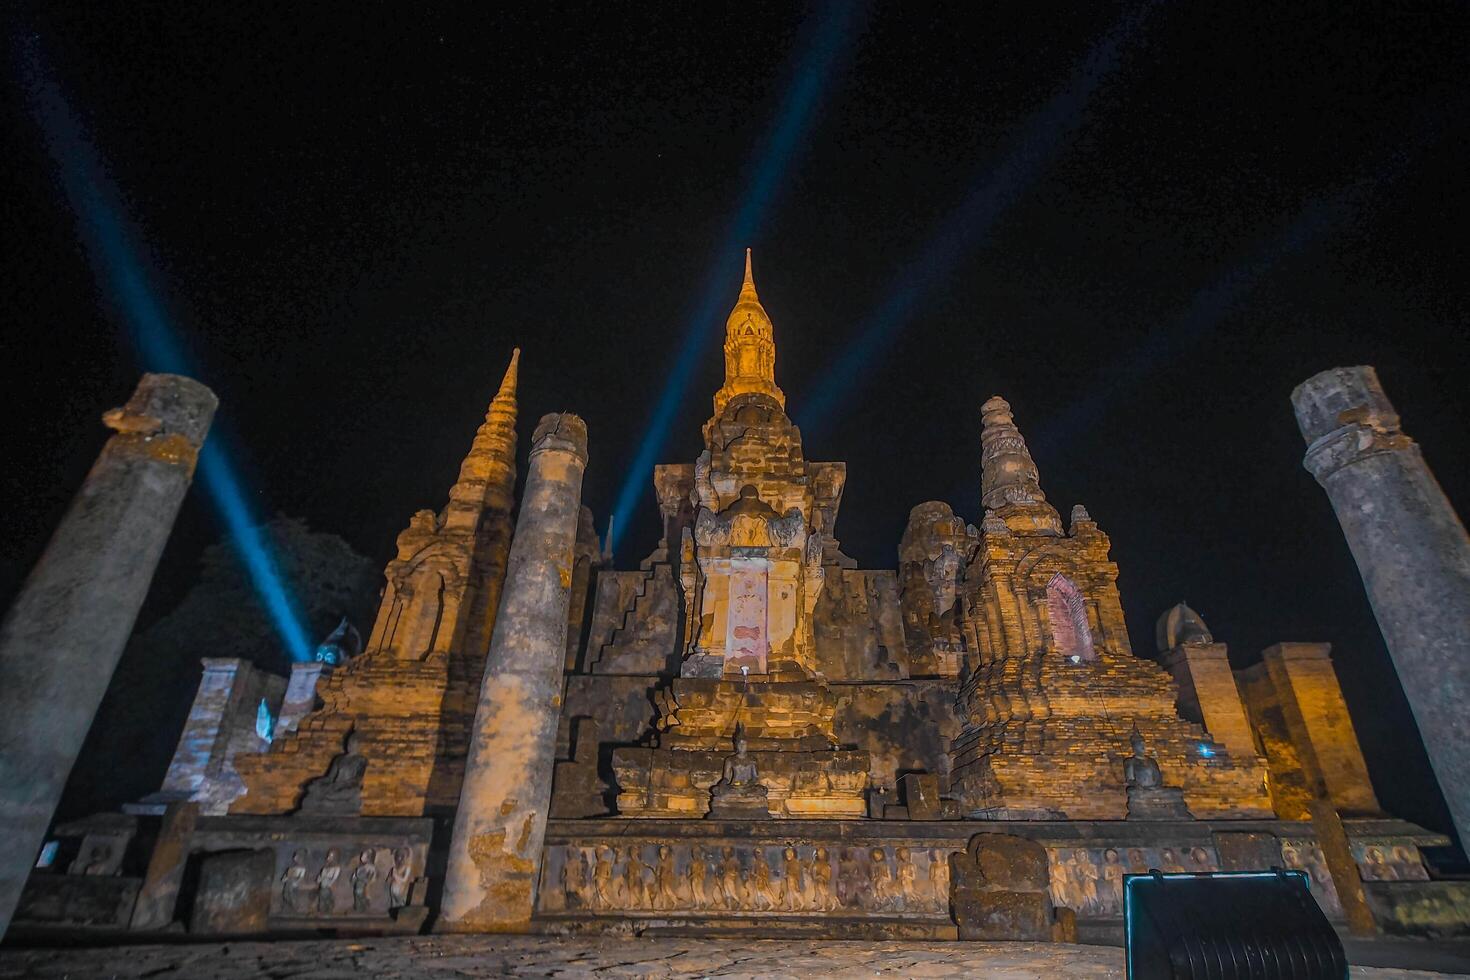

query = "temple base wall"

[{"left": 534, "top": 817, "right": 1446, "bottom": 936}]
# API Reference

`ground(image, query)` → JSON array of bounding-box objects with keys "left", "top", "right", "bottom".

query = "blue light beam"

[
  {"left": 607, "top": 2, "right": 861, "bottom": 553},
  {"left": 799, "top": 4, "right": 1157, "bottom": 436},
  {"left": 17, "top": 33, "right": 315, "bottom": 661}
]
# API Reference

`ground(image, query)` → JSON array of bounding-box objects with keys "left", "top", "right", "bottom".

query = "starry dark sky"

[{"left": 3, "top": 3, "right": 1466, "bottom": 841}]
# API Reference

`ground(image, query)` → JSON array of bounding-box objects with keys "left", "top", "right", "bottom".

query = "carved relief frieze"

[{"left": 541, "top": 840, "right": 951, "bottom": 916}]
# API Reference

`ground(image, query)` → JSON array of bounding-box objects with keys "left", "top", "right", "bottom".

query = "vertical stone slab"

[
  {"left": 1260, "top": 643, "right": 1380, "bottom": 815},
  {"left": 1293, "top": 366, "right": 1470, "bottom": 850},
  {"left": 156, "top": 658, "right": 248, "bottom": 798},
  {"left": 130, "top": 801, "right": 200, "bottom": 930},
  {"left": 438, "top": 413, "right": 588, "bottom": 932},
  {"left": 190, "top": 848, "right": 274, "bottom": 935},
  {"left": 0, "top": 373, "right": 216, "bottom": 937},
  {"left": 1308, "top": 799, "right": 1376, "bottom": 935},
  {"left": 1159, "top": 642, "right": 1257, "bottom": 759},
  {"left": 277, "top": 661, "right": 328, "bottom": 734}
]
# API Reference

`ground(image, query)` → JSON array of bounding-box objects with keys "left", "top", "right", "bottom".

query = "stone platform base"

[
  {"left": 539, "top": 817, "right": 1451, "bottom": 935},
  {"left": 1, "top": 935, "right": 1466, "bottom": 978}
]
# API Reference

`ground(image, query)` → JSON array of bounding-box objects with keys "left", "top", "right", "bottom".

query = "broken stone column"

[
  {"left": 0, "top": 373, "right": 216, "bottom": 937},
  {"left": 1293, "top": 366, "right": 1470, "bottom": 853},
  {"left": 439, "top": 413, "right": 588, "bottom": 933}
]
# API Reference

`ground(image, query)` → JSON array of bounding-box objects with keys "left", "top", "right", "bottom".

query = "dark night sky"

[{"left": 3, "top": 4, "right": 1466, "bottom": 839}]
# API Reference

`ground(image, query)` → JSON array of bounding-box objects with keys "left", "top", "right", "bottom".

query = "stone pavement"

[{"left": 1, "top": 936, "right": 1469, "bottom": 979}]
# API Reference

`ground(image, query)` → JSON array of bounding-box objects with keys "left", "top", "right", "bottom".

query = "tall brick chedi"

[
  {"left": 1293, "top": 366, "right": 1470, "bottom": 852},
  {"left": 949, "top": 397, "right": 1272, "bottom": 819},
  {"left": 0, "top": 374, "right": 216, "bottom": 936},
  {"left": 233, "top": 350, "right": 520, "bottom": 816},
  {"left": 440, "top": 412, "right": 589, "bottom": 932}
]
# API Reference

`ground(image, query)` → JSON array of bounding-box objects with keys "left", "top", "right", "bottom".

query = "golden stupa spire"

[
  {"left": 713, "top": 249, "right": 785, "bottom": 416},
  {"left": 448, "top": 347, "right": 520, "bottom": 522}
]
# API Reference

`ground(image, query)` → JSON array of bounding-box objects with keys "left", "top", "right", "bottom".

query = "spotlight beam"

[
  {"left": 607, "top": 2, "right": 861, "bottom": 553},
  {"left": 798, "top": 4, "right": 1157, "bottom": 436},
  {"left": 1028, "top": 122, "right": 1447, "bottom": 459},
  {"left": 17, "top": 33, "right": 314, "bottom": 662}
]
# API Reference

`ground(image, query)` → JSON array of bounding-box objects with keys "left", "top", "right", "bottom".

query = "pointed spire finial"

[
  {"left": 744, "top": 247, "right": 753, "bottom": 286},
  {"left": 497, "top": 347, "right": 520, "bottom": 401}
]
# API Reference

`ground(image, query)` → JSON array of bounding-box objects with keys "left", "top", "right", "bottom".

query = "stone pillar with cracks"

[
  {"left": 0, "top": 374, "right": 217, "bottom": 936},
  {"left": 438, "top": 413, "right": 588, "bottom": 932},
  {"left": 1292, "top": 366, "right": 1470, "bottom": 853}
]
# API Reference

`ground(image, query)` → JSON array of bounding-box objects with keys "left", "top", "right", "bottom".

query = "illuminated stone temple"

[{"left": 16, "top": 252, "right": 1467, "bottom": 940}]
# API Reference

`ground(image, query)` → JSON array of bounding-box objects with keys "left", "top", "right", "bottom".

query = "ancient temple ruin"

[{"left": 14, "top": 253, "right": 1467, "bottom": 941}]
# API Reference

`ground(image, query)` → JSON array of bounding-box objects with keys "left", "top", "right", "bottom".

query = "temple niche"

[{"left": 25, "top": 251, "right": 1465, "bottom": 941}]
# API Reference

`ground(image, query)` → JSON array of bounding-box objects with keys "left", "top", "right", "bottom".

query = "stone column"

[
  {"left": 0, "top": 373, "right": 216, "bottom": 937},
  {"left": 438, "top": 413, "right": 588, "bottom": 932},
  {"left": 1293, "top": 366, "right": 1470, "bottom": 852}
]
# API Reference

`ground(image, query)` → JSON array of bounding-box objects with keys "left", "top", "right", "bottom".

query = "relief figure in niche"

[
  {"left": 687, "top": 845, "right": 709, "bottom": 908},
  {"left": 281, "top": 850, "right": 310, "bottom": 913},
  {"left": 811, "top": 847, "right": 834, "bottom": 911},
  {"left": 927, "top": 849, "right": 949, "bottom": 913},
  {"left": 1101, "top": 848, "right": 1124, "bottom": 908},
  {"left": 895, "top": 846, "right": 919, "bottom": 911},
  {"left": 719, "top": 846, "right": 743, "bottom": 910},
  {"left": 592, "top": 846, "right": 615, "bottom": 909},
  {"left": 781, "top": 847, "right": 804, "bottom": 911},
  {"left": 836, "top": 847, "right": 860, "bottom": 908},
  {"left": 653, "top": 845, "right": 680, "bottom": 910},
  {"left": 1070, "top": 849, "right": 1100, "bottom": 914},
  {"left": 622, "top": 846, "right": 649, "bottom": 910},
  {"left": 388, "top": 848, "right": 414, "bottom": 909},
  {"left": 315, "top": 848, "right": 342, "bottom": 914},
  {"left": 561, "top": 846, "right": 588, "bottom": 909},
  {"left": 750, "top": 848, "right": 775, "bottom": 910},
  {"left": 869, "top": 848, "right": 895, "bottom": 911},
  {"left": 351, "top": 848, "right": 378, "bottom": 912}
]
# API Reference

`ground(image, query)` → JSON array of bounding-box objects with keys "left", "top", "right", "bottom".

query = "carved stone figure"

[
  {"left": 313, "top": 616, "right": 362, "bottom": 666},
  {"left": 281, "top": 849, "right": 310, "bottom": 913},
  {"left": 81, "top": 845, "right": 114, "bottom": 876},
  {"left": 1124, "top": 727, "right": 1194, "bottom": 820},
  {"left": 1155, "top": 602, "right": 1213, "bottom": 654},
  {"left": 719, "top": 846, "right": 743, "bottom": 910},
  {"left": 315, "top": 848, "right": 342, "bottom": 914},
  {"left": 388, "top": 847, "right": 414, "bottom": 910},
  {"left": 869, "top": 847, "right": 894, "bottom": 911},
  {"left": 750, "top": 848, "right": 775, "bottom": 910},
  {"left": 592, "top": 846, "right": 615, "bottom": 909},
  {"left": 781, "top": 847, "right": 803, "bottom": 911},
  {"left": 622, "top": 846, "right": 648, "bottom": 910},
  {"left": 1101, "top": 848, "right": 1124, "bottom": 908},
  {"left": 653, "top": 845, "right": 679, "bottom": 910},
  {"left": 299, "top": 731, "right": 368, "bottom": 815},
  {"left": 560, "top": 846, "right": 588, "bottom": 909},
  {"left": 811, "top": 847, "right": 834, "bottom": 911},
  {"left": 687, "top": 846, "right": 708, "bottom": 908},
  {"left": 927, "top": 849, "right": 949, "bottom": 913},
  {"left": 895, "top": 846, "right": 918, "bottom": 910},
  {"left": 837, "top": 847, "right": 862, "bottom": 908},
  {"left": 351, "top": 848, "right": 377, "bottom": 912},
  {"left": 707, "top": 725, "right": 770, "bottom": 819}
]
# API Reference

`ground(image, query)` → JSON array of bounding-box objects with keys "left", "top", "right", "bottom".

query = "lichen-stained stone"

[
  {"left": 439, "top": 413, "right": 589, "bottom": 933},
  {"left": 0, "top": 374, "right": 216, "bottom": 936},
  {"left": 1293, "top": 366, "right": 1470, "bottom": 855},
  {"left": 232, "top": 351, "right": 521, "bottom": 818}
]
